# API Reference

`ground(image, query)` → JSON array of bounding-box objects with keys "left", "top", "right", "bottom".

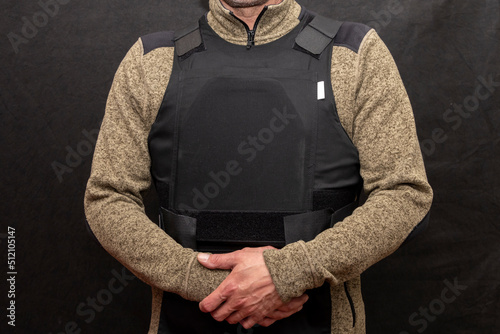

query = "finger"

[
  {"left": 275, "top": 294, "right": 309, "bottom": 312},
  {"left": 199, "top": 281, "right": 237, "bottom": 313},
  {"left": 258, "top": 317, "right": 277, "bottom": 327},
  {"left": 211, "top": 306, "right": 234, "bottom": 323},
  {"left": 224, "top": 303, "right": 256, "bottom": 325},
  {"left": 267, "top": 305, "right": 303, "bottom": 320},
  {"left": 210, "top": 296, "right": 251, "bottom": 323},
  {"left": 197, "top": 252, "right": 238, "bottom": 270},
  {"left": 240, "top": 316, "right": 259, "bottom": 330},
  {"left": 234, "top": 305, "right": 268, "bottom": 329},
  {"left": 224, "top": 309, "right": 244, "bottom": 324}
]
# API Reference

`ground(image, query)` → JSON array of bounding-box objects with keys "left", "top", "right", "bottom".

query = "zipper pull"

[{"left": 247, "top": 30, "right": 255, "bottom": 50}]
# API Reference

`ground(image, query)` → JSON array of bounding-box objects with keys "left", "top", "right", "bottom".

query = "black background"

[{"left": 1, "top": 0, "right": 499, "bottom": 333}]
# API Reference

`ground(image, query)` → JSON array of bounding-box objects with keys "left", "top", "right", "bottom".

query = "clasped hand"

[{"left": 197, "top": 246, "right": 308, "bottom": 329}]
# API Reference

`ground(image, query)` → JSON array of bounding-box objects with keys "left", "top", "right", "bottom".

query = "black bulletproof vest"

[{"left": 147, "top": 9, "right": 363, "bottom": 334}]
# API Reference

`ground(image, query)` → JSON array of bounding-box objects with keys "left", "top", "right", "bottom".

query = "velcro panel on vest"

[
  {"left": 174, "top": 22, "right": 203, "bottom": 57},
  {"left": 295, "top": 15, "right": 343, "bottom": 56},
  {"left": 195, "top": 212, "right": 290, "bottom": 252}
]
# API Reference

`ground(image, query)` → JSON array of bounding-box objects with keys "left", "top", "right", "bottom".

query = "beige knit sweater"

[{"left": 84, "top": 0, "right": 433, "bottom": 332}]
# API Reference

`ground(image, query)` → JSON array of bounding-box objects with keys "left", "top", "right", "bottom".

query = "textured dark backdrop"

[{"left": 1, "top": 0, "right": 499, "bottom": 333}]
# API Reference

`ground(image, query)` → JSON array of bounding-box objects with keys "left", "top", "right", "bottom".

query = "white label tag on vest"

[{"left": 317, "top": 81, "right": 325, "bottom": 100}]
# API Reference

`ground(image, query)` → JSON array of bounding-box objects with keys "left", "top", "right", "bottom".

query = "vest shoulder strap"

[
  {"left": 141, "top": 31, "right": 175, "bottom": 55},
  {"left": 174, "top": 21, "right": 204, "bottom": 57},
  {"left": 295, "top": 15, "right": 343, "bottom": 56},
  {"left": 140, "top": 20, "right": 203, "bottom": 57}
]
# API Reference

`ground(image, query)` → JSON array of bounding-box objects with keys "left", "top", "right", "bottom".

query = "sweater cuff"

[
  {"left": 183, "top": 253, "right": 229, "bottom": 301},
  {"left": 263, "top": 241, "right": 317, "bottom": 302}
]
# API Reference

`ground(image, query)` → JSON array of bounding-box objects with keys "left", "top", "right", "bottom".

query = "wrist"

[
  {"left": 262, "top": 241, "right": 317, "bottom": 302},
  {"left": 184, "top": 253, "right": 229, "bottom": 301}
]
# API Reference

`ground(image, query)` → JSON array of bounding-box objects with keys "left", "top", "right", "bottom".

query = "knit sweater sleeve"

[
  {"left": 262, "top": 30, "right": 433, "bottom": 301},
  {"left": 84, "top": 39, "right": 228, "bottom": 301}
]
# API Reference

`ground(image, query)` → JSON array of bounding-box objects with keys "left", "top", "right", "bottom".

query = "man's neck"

[{"left": 219, "top": 0, "right": 283, "bottom": 29}]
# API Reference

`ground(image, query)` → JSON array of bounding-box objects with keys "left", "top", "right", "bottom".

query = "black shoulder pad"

[
  {"left": 174, "top": 21, "right": 203, "bottom": 58},
  {"left": 141, "top": 31, "right": 175, "bottom": 55},
  {"left": 295, "top": 15, "right": 343, "bottom": 57},
  {"left": 334, "top": 22, "right": 372, "bottom": 54}
]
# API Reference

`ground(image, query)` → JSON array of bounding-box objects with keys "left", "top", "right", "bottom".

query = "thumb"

[{"left": 197, "top": 252, "right": 237, "bottom": 270}]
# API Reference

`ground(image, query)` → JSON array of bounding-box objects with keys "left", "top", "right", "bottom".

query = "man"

[{"left": 84, "top": 0, "right": 433, "bottom": 333}]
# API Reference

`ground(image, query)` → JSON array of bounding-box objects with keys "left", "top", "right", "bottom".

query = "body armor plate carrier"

[{"left": 147, "top": 9, "right": 364, "bottom": 334}]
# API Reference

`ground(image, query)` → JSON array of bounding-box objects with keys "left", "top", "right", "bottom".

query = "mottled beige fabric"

[{"left": 84, "top": 1, "right": 432, "bottom": 333}]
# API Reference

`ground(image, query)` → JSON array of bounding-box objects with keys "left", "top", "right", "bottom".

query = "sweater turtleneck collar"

[{"left": 207, "top": 0, "right": 302, "bottom": 46}]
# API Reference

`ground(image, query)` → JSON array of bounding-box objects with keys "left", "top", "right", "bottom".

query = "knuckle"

[
  {"left": 253, "top": 309, "right": 266, "bottom": 320},
  {"left": 233, "top": 297, "right": 247, "bottom": 308},
  {"left": 246, "top": 304, "right": 258, "bottom": 314},
  {"left": 226, "top": 314, "right": 238, "bottom": 324},
  {"left": 199, "top": 303, "right": 208, "bottom": 312},
  {"left": 242, "top": 319, "right": 256, "bottom": 329},
  {"left": 211, "top": 312, "right": 225, "bottom": 322},
  {"left": 210, "top": 255, "right": 219, "bottom": 265},
  {"left": 237, "top": 282, "right": 249, "bottom": 293},
  {"left": 224, "top": 282, "right": 238, "bottom": 295},
  {"left": 260, "top": 319, "right": 274, "bottom": 327}
]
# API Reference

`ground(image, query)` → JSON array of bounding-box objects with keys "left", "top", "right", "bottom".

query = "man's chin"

[{"left": 221, "top": 0, "right": 271, "bottom": 9}]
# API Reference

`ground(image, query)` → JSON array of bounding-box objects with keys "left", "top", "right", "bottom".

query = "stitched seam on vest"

[{"left": 333, "top": 43, "right": 361, "bottom": 54}]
